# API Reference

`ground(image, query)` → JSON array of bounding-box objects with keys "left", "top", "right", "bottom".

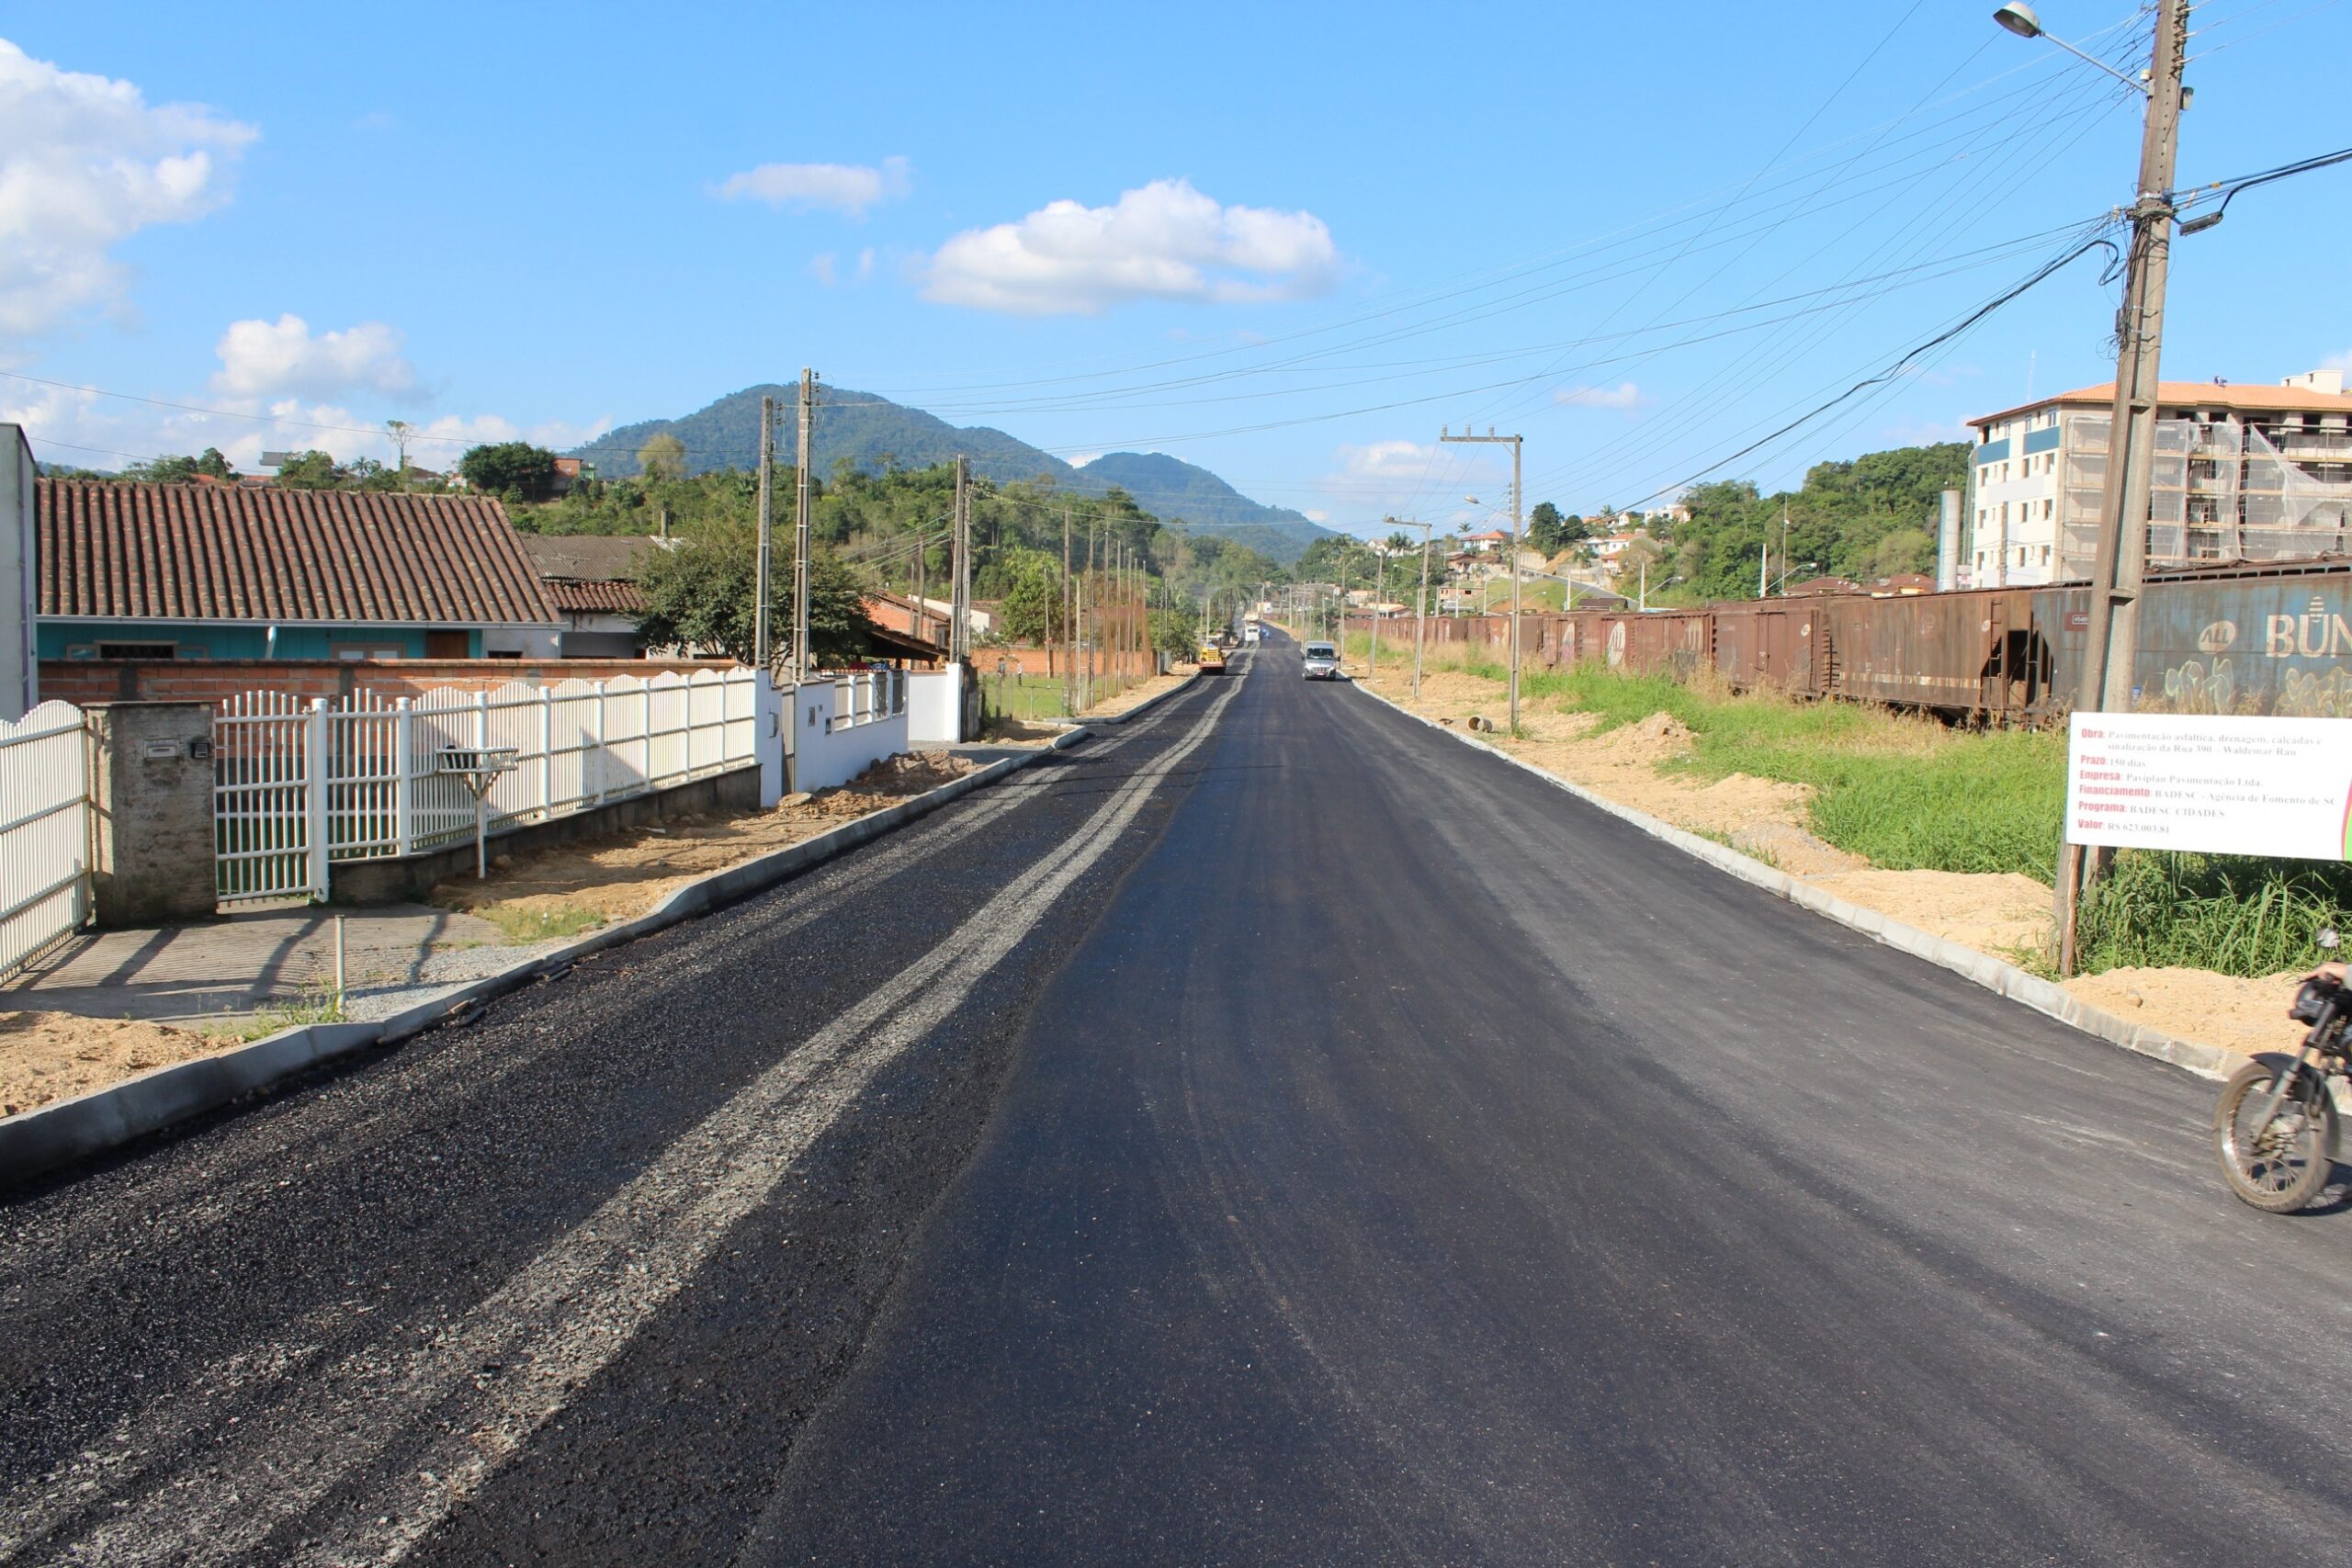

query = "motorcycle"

[{"left": 2213, "top": 928, "right": 2347, "bottom": 1213}]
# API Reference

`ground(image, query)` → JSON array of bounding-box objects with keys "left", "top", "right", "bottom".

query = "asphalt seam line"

[{"left": 1351, "top": 682, "right": 2233, "bottom": 1082}]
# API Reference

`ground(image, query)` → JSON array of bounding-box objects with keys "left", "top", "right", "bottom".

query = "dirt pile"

[
  {"left": 1, "top": 1012, "right": 229, "bottom": 1118},
  {"left": 2064, "top": 966, "right": 2310, "bottom": 1057}
]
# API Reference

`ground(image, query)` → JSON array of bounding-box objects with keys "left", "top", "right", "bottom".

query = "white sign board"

[{"left": 2066, "top": 712, "right": 2352, "bottom": 861}]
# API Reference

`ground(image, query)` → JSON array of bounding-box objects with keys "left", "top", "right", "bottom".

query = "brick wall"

[{"left": 39, "top": 657, "right": 744, "bottom": 707}]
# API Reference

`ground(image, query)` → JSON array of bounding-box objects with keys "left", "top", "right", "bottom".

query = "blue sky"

[{"left": 6, "top": 1, "right": 2348, "bottom": 537}]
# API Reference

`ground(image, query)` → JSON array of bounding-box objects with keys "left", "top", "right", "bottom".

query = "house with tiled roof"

[
  {"left": 515, "top": 533, "right": 663, "bottom": 658},
  {"left": 36, "top": 479, "right": 562, "bottom": 662}
]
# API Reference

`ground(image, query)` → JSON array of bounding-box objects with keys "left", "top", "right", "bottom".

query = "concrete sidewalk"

[{"left": 1, "top": 905, "right": 506, "bottom": 1029}]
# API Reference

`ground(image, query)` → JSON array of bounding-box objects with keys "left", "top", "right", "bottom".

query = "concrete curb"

[
  {"left": 1352, "top": 683, "right": 2235, "bottom": 1083},
  {"left": 0, "top": 735, "right": 1089, "bottom": 1189}
]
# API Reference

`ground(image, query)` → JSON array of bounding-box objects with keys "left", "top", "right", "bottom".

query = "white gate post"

[
  {"left": 589, "top": 679, "right": 606, "bottom": 803},
  {"left": 537, "top": 686, "right": 555, "bottom": 819},
  {"left": 393, "top": 698, "right": 415, "bottom": 857},
  {"left": 304, "top": 697, "right": 330, "bottom": 900}
]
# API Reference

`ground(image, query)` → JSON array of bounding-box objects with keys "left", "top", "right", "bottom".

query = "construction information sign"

[{"left": 2066, "top": 712, "right": 2352, "bottom": 861}]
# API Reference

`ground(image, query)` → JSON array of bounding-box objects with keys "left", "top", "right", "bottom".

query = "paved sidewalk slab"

[{"left": 1, "top": 905, "right": 504, "bottom": 1028}]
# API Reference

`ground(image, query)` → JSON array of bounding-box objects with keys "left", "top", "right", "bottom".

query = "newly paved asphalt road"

[{"left": 7, "top": 631, "right": 2352, "bottom": 1564}]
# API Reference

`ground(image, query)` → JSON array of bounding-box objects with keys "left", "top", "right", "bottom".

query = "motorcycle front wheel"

[{"left": 2212, "top": 1062, "right": 2338, "bottom": 1213}]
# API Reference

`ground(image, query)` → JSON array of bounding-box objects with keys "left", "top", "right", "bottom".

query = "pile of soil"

[
  {"left": 1591, "top": 711, "right": 1696, "bottom": 765},
  {"left": 1, "top": 1011, "right": 229, "bottom": 1118},
  {"left": 2064, "top": 966, "right": 2310, "bottom": 1057}
]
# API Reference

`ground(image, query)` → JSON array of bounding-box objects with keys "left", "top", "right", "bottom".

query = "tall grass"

[{"left": 2074, "top": 852, "right": 2352, "bottom": 976}]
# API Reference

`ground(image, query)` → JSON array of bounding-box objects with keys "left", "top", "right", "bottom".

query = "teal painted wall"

[{"left": 38, "top": 624, "right": 482, "bottom": 660}]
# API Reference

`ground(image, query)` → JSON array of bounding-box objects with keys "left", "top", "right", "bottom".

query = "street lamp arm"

[{"left": 2039, "top": 30, "right": 2154, "bottom": 96}]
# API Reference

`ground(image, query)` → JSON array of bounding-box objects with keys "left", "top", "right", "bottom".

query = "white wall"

[
  {"left": 788, "top": 679, "right": 910, "bottom": 793},
  {"left": 907, "top": 665, "right": 965, "bottom": 746}
]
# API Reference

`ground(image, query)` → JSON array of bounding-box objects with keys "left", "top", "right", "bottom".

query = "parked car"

[
  {"left": 1302, "top": 641, "right": 1342, "bottom": 680},
  {"left": 1198, "top": 643, "right": 1227, "bottom": 673}
]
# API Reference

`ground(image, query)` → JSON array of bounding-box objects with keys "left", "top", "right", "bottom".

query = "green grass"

[
  {"left": 2070, "top": 852, "right": 2352, "bottom": 976},
  {"left": 474, "top": 903, "right": 606, "bottom": 944}
]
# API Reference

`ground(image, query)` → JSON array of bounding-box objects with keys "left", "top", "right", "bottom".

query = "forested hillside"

[
  {"left": 1661, "top": 442, "right": 1968, "bottom": 601},
  {"left": 578, "top": 384, "right": 1334, "bottom": 563}
]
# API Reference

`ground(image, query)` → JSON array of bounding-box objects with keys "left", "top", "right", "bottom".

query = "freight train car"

[{"left": 1351, "top": 561, "right": 2352, "bottom": 722}]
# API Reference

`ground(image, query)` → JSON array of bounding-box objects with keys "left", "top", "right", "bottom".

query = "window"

[
  {"left": 2043, "top": 499, "right": 2054, "bottom": 519},
  {"left": 330, "top": 641, "right": 407, "bottom": 662},
  {"left": 96, "top": 641, "right": 175, "bottom": 660}
]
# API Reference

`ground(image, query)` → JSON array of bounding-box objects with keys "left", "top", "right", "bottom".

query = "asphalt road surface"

[{"left": 7, "top": 630, "right": 2352, "bottom": 1565}]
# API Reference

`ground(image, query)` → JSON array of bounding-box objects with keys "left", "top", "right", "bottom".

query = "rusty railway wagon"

[{"left": 1358, "top": 560, "right": 2352, "bottom": 722}]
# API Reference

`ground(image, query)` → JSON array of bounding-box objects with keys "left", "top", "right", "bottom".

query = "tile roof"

[
  {"left": 39, "top": 479, "right": 560, "bottom": 626},
  {"left": 546, "top": 579, "right": 648, "bottom": 614},
  {"left": 516, "top": 533, "right": 662, "bottom": 583}
]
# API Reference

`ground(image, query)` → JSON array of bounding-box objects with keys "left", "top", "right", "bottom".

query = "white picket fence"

[
  {"left": 215, "top": 669, "right": 763, "bottom": 904},
  {"left": 829, "top": 669, "right": 905, "bottom": 732},
  {"left": 0, "top": 700, "right": 91, "bottom": 972}
]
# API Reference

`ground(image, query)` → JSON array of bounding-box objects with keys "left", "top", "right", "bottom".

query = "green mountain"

[{"left": 580, "top": 384, "right": 1335, "bottom": 564}]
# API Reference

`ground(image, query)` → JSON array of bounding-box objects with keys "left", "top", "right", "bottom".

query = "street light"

[
  {"left": 1992, "top": 4, "right": 2152, "bottom": 96},
  {"left": 1997, "top": 0, "right": 2190, "bottom": 975}
]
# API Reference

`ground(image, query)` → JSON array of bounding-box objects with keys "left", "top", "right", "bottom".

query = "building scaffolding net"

[{"left": 2058, "top": 412, "right": 2352, "bottom": 577}]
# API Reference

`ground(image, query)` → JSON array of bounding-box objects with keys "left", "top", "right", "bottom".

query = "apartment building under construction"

[{"left": 1963, "top": 368, "right": 2352, "bottom": 587}]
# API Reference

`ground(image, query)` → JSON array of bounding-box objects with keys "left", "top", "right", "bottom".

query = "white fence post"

[
  {"left": 394, "top": 698, "right": 414, "bottom": 857},
  {"left": 537, "top": 685, "right": 555, "bottom": 820},
  {"left": 590, "top": 679, "right": 607, "bottom": 803},
  {"left": 304, "top": 697, "right": 330, "bottom": 900}
]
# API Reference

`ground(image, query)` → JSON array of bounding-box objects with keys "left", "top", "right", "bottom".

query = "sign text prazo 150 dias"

[{"left": 2065, "top": 713, "right": 2352, "bottom": 862}]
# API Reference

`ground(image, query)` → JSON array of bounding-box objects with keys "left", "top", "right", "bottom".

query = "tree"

[
  {"left": 127, "top": 447, "right": 235, "bottom": 483},
  {"left": 275, "top": 450, "right": 341, "bottom": 489},
  {"left": 637, "top": 433, "right": 687, "bottom": 483},
  {"left": 459, "top": 441, "right": 560, "bottom": 501},
  {"left": 634, "top": 519, "right": 869, "bottom": 669},
  {"left": 996, "top": 549, "right": 1068, "bottom": 645},
  {"left": 1527, "top": 502, "right": 1567, "bottom": 557}
]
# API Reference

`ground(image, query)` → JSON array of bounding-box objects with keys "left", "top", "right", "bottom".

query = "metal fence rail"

[
  {"left": 215, "top": 670, "right": 763, "bottom": 905},
  {"left": 0, "top": 701, "right": 91, "bottom": 973}
]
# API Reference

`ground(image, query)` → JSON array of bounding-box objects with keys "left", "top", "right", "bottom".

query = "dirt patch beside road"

[
  {"left": 0, "top": 1012, "right": 232, "bottom": 1118},
  {"left": 432, "top": 750, "right": 983, "bottom": 933}
]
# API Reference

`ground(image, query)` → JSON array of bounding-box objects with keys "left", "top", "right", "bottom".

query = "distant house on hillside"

[
  {"left": 516, "top": 534, "right": 663, "bottom": 658},
  {"left": 36, "top": 479, "right": 560, "bottom": 661}
]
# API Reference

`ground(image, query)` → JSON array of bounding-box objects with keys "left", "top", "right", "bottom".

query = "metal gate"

[
  {"left": 0, "top": 700, "right": 92, "bottom": 972},
  {"left": 213, "top": 692, "right": 326, "bottom": 904}
]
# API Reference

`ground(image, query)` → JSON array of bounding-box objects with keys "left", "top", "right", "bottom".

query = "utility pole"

[
  {"left": 1061, "top": 510, "right": 1073, "bottom": 712},
  {"left": 1368, "top": 542, "right": 1381, "bottom": 684},
  {"left": 1387, "top": 517, "right": 1434, "bottom": 699},
  {"left": 951, "top": 456, "right": 971, "bottom": 663},
  {"left": 754, "top": 394, "right": 775, "bottom": 675},
  {"left": 792, "top": 368, "right": 816, "bottom": 683},
  {"left": 2053, "top": 0, "right": 2190, "bottom": 972},
  {"left": 1442, "top": 427, "right": 1523, "bottom": 732}
]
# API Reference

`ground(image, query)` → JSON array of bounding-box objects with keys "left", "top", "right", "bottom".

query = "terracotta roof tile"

[
  {"left": 546, "top": 580, "right": 648, "bottom": 614},
  {"left": 38, "top": 480, "right": 560, "bottom": 626}
]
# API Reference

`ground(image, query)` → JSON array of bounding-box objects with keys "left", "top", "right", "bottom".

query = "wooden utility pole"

[
  {"left": 792, "top": 368, "right": 817, "bottom": 682},
  {"left": 950, "top": 456, "right": 971, "bottom": 662},
  {"left": 1061, "top": 510, "right": 1073, "bottom": 711},
  {"left": 2054, "top": 0, "right": 2190, "bottom": 974},
  {"left": 754, "top": 394, "right": 775, "bottom": 674},
  {"left": 1442, "top": 427, "right": 1523, "bottom": 732}
]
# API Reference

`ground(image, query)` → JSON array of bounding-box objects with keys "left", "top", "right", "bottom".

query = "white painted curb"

[
  {"left": 0, "top": 729, "right": 1095, "bottom": 1187},
  {"left": 1353, "top": 682, "right": 2235, "bottom": 1083}
]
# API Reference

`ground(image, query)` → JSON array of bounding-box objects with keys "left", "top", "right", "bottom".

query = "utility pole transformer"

[
  {"left": 754, "top": 395, "right": 775, "bottom": 675},
  {"left": 1441, "top": 427, "right": 1524, "bottom": 732},
  {"left": 2058, "top": 0, "right": 2190, "bottom": 971},
  {"left": 793, "top": 368, "right": 817, "bottom": 683}
]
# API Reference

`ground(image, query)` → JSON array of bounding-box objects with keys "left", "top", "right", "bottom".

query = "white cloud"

[
  {"left": 808, "top": 252, "right": 837, "bottom": 288},
  {"left": 1304, "top": 509, "right": 1329, "bottom": 524},
  {"left": 2322, "top": 347, "right": 2352, "bottom": 372},
  {"left": 210, "top": 314, "right": 419, "bottom": 401},
  {"left": 715, "top": 155, "right": 910, "bottom": 216},
  {"left": 1317, "top": 438, "right": 1506, "bottom": 522},
  {"left": 7, "top": 372, "right": 605, "bottom": 477},
  {"left": 1553, "top": 381, "right": 1648, "bottom": 411},
  {"left": 855, "top": 247, "right": 876, "bottom": 282},
  {"left": 1066, "top": 451, "right": 1102, "bottom": 468},
  {"left": 0, "top": 38, "right": 257, "bottom": 337},
  {"left": 921, "top": 178, "right": 1339, "bottom": 316}
]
